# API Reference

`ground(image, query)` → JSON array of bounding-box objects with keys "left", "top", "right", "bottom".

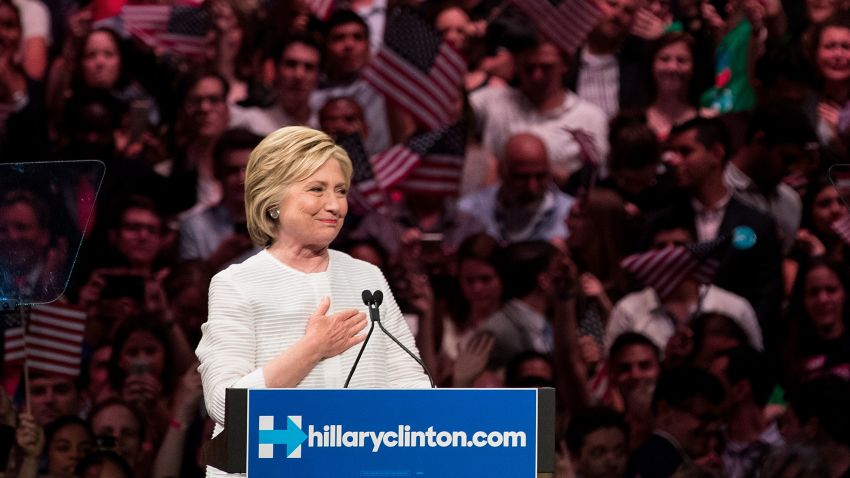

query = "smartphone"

[
  {"left": 127, "top": 360, "right": 151, "bottom": 375},
  {"left": 100, "top": 274, "right": 145, "bottom": 300},
  {"left": 419, "top": 232, "right": 444, "bottom": 244},
  {"left": 128, "top": 99, "right": 152, "bottom": 142}
]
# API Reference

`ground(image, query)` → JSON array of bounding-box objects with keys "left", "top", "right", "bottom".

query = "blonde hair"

[{"left": 244, "top": 126, "right": 353, "bottom": 247}]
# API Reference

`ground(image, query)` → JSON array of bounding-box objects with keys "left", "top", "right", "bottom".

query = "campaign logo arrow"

[{"left": 259, "top": 417, "right": 308, "bottom": 458}]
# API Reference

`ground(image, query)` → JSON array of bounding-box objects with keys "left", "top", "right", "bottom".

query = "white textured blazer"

[{"left": 196, "top": 249, "right": 430, "bottom": 477}]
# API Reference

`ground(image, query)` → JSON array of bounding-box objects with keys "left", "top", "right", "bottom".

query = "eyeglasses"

[
  {"left": 120, "top": 222, "right": 161, "bottom": 235},
  {"left": 186, "top": 95, "right": 225, "bottom": 109}
]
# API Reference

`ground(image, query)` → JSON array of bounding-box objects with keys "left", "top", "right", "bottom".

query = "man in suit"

[
  {"left": 725, "top": 103, "right": 815, "bottom": 253},
  {"left": 653, "top": 117, "right": 783, "bottom": 347}
]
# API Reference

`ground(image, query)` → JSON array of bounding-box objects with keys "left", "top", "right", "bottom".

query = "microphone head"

[
  {"left": 361, "top": 290, "right": 374, "bottom": 305},
  {"left": 372, "top": 290, "right": 383, "bottom": 306}
]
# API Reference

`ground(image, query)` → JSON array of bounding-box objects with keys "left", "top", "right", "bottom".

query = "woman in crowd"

[
  {"left": 47, "top": 28, "right": 159, "bottom": 145},
  {"left": 796, "top": 177, "right": 850, "bottom": 271},
  {"left": 15, "top": 415, "right": 94, "bottom": 478},
  {"left": 808, "top": 13, "right": 850, "bottom": 152},
  {"left": 0, "top": 0, "right": 46, "bottom": 160},
  {"left": 645, "top": 32, "right": 701, "bottom": 139},
  {"left": 106, "top": 319, "right": 176, "bottom": 460},
  {"left": 210, "top": 0, "right": 260, "bottom": 106},
  {"left": 431, "top": 233, "right": 505, "bottom": 383},
  {"left": 785, "top": 258, "right": 850, "bottom": 382}
]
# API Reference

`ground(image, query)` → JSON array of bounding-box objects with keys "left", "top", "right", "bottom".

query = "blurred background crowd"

[{"left": 1, "top": 0, "right": 850, "bottom": 476}]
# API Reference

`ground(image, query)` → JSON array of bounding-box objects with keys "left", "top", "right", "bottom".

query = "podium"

[{"left": 205, "top": 388, "right": 556, "bottom": 477}]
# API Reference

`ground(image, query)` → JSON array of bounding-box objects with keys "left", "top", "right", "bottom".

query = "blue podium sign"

[{"left": 246, "top": 389, "right": 539, "bottom": 477}]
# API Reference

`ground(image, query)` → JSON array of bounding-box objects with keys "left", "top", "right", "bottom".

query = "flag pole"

[
  {"left": 20, "top": 305, "right": 30, "bottom": 414},
  {"left": 486, "top": 0, "right": 511, "bottom": 24}
]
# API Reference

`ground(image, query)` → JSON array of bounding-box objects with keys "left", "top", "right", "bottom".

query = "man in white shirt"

[
  {"left": 469, "top": 37, "right": 608, "bottom": 185},
  {"left": 605, "top": 221, "right": 763, "bottom": 354},
  {"left": 309, "top": 10, "right": 390, "bottom": 155},
  {"left": 230, "top": 34, "right": 321, "bottom": 135},
  {"left": 351, "top": 0, "right": 386, "bottom": 53}
]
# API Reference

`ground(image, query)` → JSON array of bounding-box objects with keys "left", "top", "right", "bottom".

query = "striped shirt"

[
  {"left": 576, "top": 49, "right": 620, "bottom": 119},
  {"left": 197, "top": 249, "right": 430, "bottom": 476}
]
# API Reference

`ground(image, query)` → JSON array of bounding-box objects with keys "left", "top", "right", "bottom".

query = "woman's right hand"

[
  {"left": 123, "top": 373, "right": 163, "bottom": 408},
  {"left": 303, "top": 297, "right": 368, "bottom": 359}
]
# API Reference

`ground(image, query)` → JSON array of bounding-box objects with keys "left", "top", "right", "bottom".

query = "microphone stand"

[{"left": 344, "top": 290, "right": 436, "bottom": 388}]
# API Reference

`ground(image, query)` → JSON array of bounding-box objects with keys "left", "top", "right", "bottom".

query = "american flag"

[
  {"left": 371, "top": 122, "right": 466, "bottom": 192},
  {"left": 3, "top": 326, "right": 25, "bottom": 369},
  {"left": 24, "top": 304, "right": 87, "bottom": 377},
  {"left": 512, "top": 0, "right": 605, "bottom": 55},
  {"left": 362, "top": 8, "right": 466, "bottom": 130},
  {"left": 307, "top": 0, "right": 334, "bottom": 20},
  {"left": 621, "top": 237, "right": 727, "bottom": 299},
  {"left": 3, "top": 307, "right": 26, "bottom": 372},
  {"left": 832, "top": 215, "right": 850, "bottom": 246},
  {"left": 399, "top": 122, "right": 467, "bottom": 195},
  {"left": 121, "top": 4, "right": 211, "bottom": 58},
  {"left": 336, "top": 134, "right": 387, "bottom": 214}
]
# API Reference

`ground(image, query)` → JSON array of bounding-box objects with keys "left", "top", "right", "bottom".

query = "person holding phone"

[{"left": 196, "top": 126, "right": 430, "bottom": 476}]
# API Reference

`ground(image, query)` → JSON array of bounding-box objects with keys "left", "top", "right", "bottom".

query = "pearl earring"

[{"left": 269, "top": 208, "right": 280, "bottom": 219}]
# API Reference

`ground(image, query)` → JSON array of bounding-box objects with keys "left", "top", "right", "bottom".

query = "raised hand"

[
  {"left": 16, "top": 413, "right": 44, "bottom": 458},
  {"left": 631, "top": 7, "right": 669, "bottom": 40},
  {"left": 797, "top": 229, "right": 827, "bottom": 257},
  {"left": 172, "top": 365, "right": 203, "bottom": 424},
  {"left": 122, "top": 373, "right": 163, "bottom": 408},
  {"left": 452, "top": 334, "right": 495, "bottom": 387},
  {"left": 303, "top": 297, "right": 368, "bottom": 359}
]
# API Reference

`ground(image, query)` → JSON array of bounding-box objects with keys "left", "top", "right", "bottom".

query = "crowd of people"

[{"left": 1, "top": 0, "right": 850, "bottom": 476}]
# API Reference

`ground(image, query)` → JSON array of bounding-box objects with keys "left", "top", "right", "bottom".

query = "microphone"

[
  {"left": 345, "top": 291, "right": 377, "bottom": 388},
  {"left": 344, "top": 289, "right": 436, "bottom": 388}
]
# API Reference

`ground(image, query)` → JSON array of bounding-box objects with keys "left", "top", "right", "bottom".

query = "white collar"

[
  {"left": 581, "top": 48, "right": 617, "bottom": 66},
  {"left": 691, "top": 193, "right": 732, "bottom": 214}
]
